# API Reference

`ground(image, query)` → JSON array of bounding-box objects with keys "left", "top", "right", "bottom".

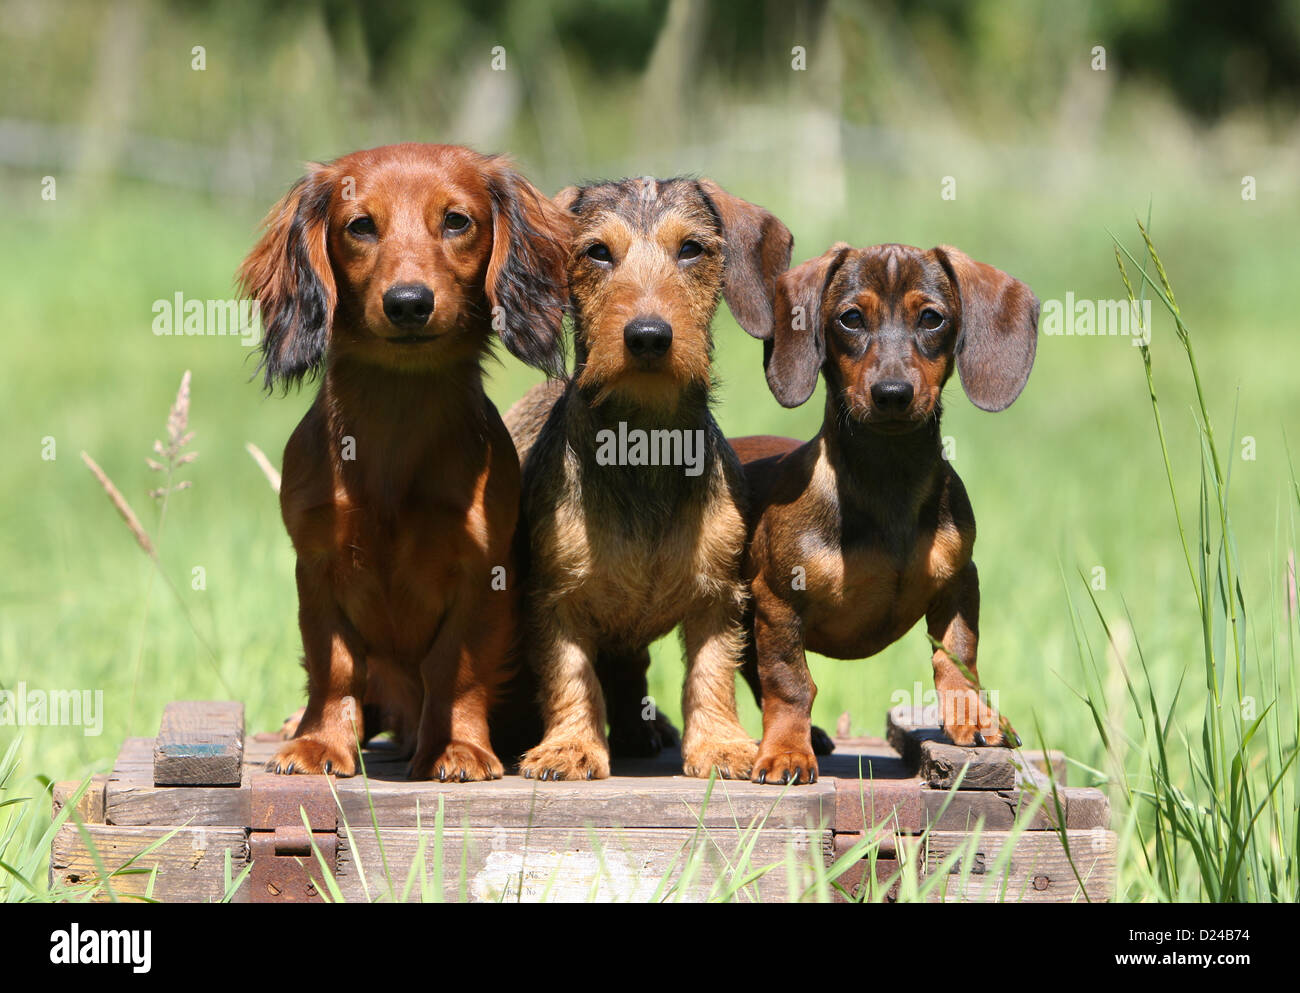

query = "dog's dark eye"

[
  {"left": 838, "top": 309, "right": 864, "bottom": 330},
  {"left": 918, "top": 308, "right": 945, "bottom": 331},
  {"left": 444, "top": 211, "right": 470, "bottom": 232},
  {"left": 586, "top": 243, "right": 612, "bottom": 264},
  {"left": 346, "top": 216, "right": 376, "bottom": 237},
  {"left": 678, "top": 240, "right": 703, "bottom": 261}
]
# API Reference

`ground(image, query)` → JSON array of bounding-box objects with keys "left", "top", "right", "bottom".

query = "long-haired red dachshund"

[{"left": 238, "top": 143, "right": 569, "bottom": 781}]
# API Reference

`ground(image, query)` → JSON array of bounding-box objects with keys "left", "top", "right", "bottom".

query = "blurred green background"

[{"left": 2, "top": 0, "right": 1297, "bottom": 816}]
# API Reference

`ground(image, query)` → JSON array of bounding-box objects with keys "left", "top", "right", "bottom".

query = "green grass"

[
  {"left": 1, "top": 162, "right": 1297, "bottom": 900},
  {"left": 1064, "top": 223, "right": 1298, "bottom": 901}
]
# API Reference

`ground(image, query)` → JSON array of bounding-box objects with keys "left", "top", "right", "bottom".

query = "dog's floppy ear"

[
  {"left": 696, "top": 179, "right": 793, "bottom": 340},
  {"left": 237, "top": 166, "right": 336, "bottom": 392},
  {"left": 764, "top": 244, "right": 850, "bottom": 408},
  {"left": 484, "top": 158, "right": 571, "bottom": 379},
  {"left": 934, "top": 246, "right": 1040, "bottom": 412}
]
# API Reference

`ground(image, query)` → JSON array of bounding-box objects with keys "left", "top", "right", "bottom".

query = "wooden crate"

[{"left": 49, "top": 702, "right": 1115, "bottom": 903}]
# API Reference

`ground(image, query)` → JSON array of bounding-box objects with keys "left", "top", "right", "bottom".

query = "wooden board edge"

[{"left": 153, "top": 700, "right": 245, "bottom": 787}]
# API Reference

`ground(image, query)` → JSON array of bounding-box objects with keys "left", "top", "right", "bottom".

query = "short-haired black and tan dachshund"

[{"left": 732, "top": 243, "right": 1040, "bottom": 785}]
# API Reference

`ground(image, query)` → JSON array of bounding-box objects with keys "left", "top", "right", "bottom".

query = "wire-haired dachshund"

[
  {"left": 733, "top": 243, "right": 1039, "bottom": 784},
  {"left": 504, "top": 177, "right": 792, "bottom": 780},
  {"left": 238, "top": 143, "right": 570, "bottom": 781}
]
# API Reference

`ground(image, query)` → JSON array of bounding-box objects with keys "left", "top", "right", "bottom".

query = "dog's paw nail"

[
  {"left": 585, "top": 769, "right": 594, "bottom": 780},
  {"left": 459, "top": 769, "right": 469, "bottom": 783},
  {"left": 1012, "top": 732, "right": 1022, "bottom": 747},
  {"left": 973, "top": 731, "right": 986, "bottom": 747},
  {"left": 285, "top": 762, "right": 295, "bottom": 775},
  {"left": 755, "top": 771, "right": 767, "bottom": 785},
  {"left": 324, "top": 760, "right": 332, "bottom": 775}
]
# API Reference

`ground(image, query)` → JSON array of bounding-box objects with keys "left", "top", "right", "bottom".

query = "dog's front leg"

[
  {"left": 926, "top": 561, "right": 1017, "bottom": 747},
  {"left": 748, "top": 575, "right": 819, "bottom": 784},
  {"left": 407, "top": 590, "right": 507, "bottom": 782},
  {"left": 680, "top": 598, "right": 757, "bottom": 779},
  {"left": 599, "top": 646, "right": 679, "bottom": 758},
  {"left": 520, "top": 614, "right": 610, "bottom": 780},
  {"left": 271, "top": 562, "right": 367, "bottom": 776}
]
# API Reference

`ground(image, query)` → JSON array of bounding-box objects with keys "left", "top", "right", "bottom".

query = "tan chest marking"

[
  {"left": 798, "top": 519, "right": 971, "bottom": 658},
  {"left": 538, "top": 480, "right": 745, "bottom": 644}
]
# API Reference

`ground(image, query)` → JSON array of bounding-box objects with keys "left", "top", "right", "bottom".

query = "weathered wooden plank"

[
  {"left": 107, "top": 731, "right": 254, "bottom": 826},
  {"left": 335, "top": 825, "right": 831, "bottom": 902},
  {"left": 888, "top": 705, "right": 1049, "bottom": 791},
  {"left": 919, "top": 740, "right": 1017, "bottom": 790},
  {"left": 49, "top": 823, "right": 248, "bottom": 903},
  {"left": 831, "top": 778, "right": 923, "bottom": 834},
  {"left": 329, "top": 773, "right": 833, "bottom": 830},
  {"left": 153, "top": 701, "right": 244, "bottom": 786},
  {"left": 920, "top": 787, "right": 1062, "bottom": 831},
  {"left": 51, "top": 776, "right": 108, "bottom": 826},
  {"left": 921, "top": 828, "right": 1115, "bottom": 902},
  {"left": 250, "top": 736, "right": 841, "bottom": 831},
  {"left": 970, "top": 780, "right": 1110, "bottom": 831},
  {"left": 299, "top": 737, "right": 833, "bottom": 829},
  {"left": 106, "top": 783, "right": 250, "bottom": 827},
  {"left": 110, "top": 737, "right": 156, "bottom": 779},
  {"left": 1063, "top": 787, "right": 1111, "bottom": 829}
]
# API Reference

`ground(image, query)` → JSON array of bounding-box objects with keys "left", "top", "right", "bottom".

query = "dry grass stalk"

[
  {"left": 80, "top": 451, "right": 156, "bottom": 559},
  {"left": 148, "top": 369, "right": 197, "bottom": 500},
  {"left": 245, "top": 441, "right": 282, "bottom": 493}
]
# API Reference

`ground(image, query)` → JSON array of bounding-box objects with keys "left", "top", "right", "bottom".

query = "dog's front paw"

[
  {"left": 520, "top": 737, "right": 610, "bottom": 781},
  {"left": 408, "top": 740, "right": 503, "bottom": 782},
  {"left": 609, "top": 711, "right": 681, "bottom": 758},
  {"left": 682, "top": 738, "right": 757, "bottom": 780},
  {"left": 268, "top": 735, "right": 356, "bottom": 776},
  {"left": 939, "top": 689, "right": 1019, "bottom": 747},
  {"left": 751, "top": 740, "right": 818, "bottom": 785}
]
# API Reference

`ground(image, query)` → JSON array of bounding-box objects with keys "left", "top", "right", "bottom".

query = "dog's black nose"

[
  {"left": 870, "top": 380, "right": 914, "bottom": 413},
  {"left": 624, "top": 318, "right": 673, "bottom": 358},
  {"left": 382, "top": 284, "right": 435, "bottom": 329}
]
